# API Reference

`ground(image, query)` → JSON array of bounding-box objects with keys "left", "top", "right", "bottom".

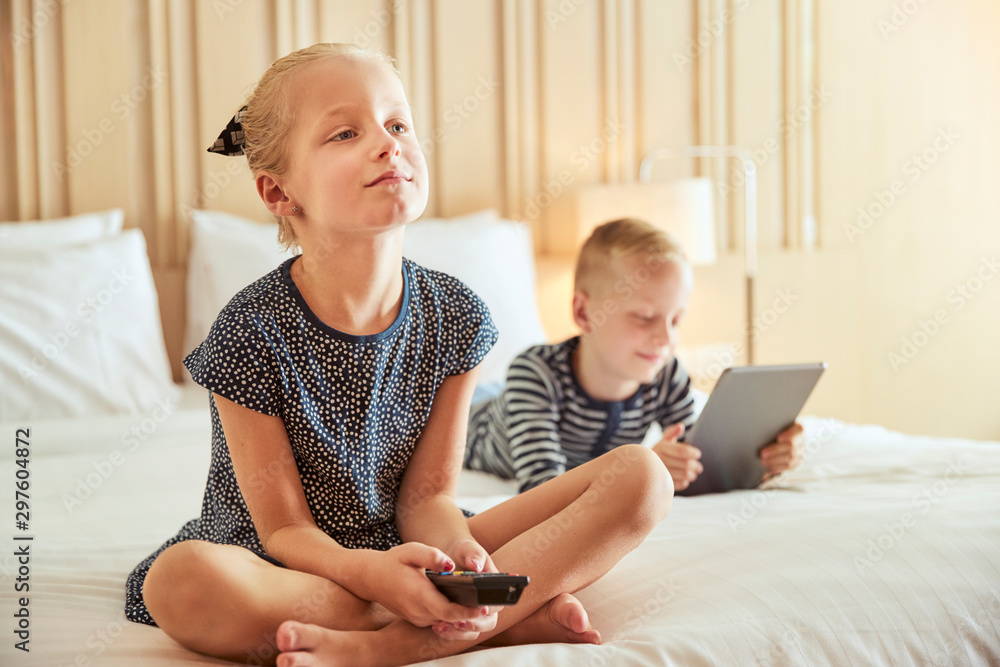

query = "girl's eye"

[
  {"left": 389, "top": 122, "right": 407, "bottom": 133},
  {"left": 331, "top": 130, "right": 355, "bottom": 142}
]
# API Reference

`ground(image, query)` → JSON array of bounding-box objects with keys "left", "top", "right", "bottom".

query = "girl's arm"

[
  {"left": 213, "top": 392, "right": 466, "bottom": 626},
  {"left": 397, "top": 366, "right": 490, "bottom": 571},
  {"left": 213, "top": 392, "right": 377, "bottom": 583}
]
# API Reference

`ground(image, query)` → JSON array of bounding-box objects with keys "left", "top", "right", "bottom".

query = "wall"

[{"left": 1, "top": 0, "right": 997, "bottom": 439}]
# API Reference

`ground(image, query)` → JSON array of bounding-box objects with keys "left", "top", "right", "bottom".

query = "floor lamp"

[{"left": 639, "top": 147, "right": 758, "bottom": 365}]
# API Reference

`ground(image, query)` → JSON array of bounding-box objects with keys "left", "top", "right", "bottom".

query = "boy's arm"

[
  {"left": 657, "top": 358, "right": 699, "bottom": 440},
  {"left": 653, "top": 359, "right": 703, "bottom": 491},
  {"left": 504, "top": 356, "right": 567, "bottom": 493}
]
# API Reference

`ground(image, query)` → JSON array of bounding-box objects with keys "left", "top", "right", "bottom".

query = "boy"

[{"left": 465, "top": 218, "right": 803, "bottom": 494}]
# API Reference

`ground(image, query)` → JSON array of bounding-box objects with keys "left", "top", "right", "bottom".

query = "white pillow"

[
  {"left": 184, "top": 210, "right": 297, "bottom": 366},
  {"left": 0, "top": 229, "right": 179, "bottom": 420},
  {"left": 403, "top": 212, "right": 548, "bottom": 386},
  {"left": 183, "top": 209, "right": 548, "bottom": 387},
  {"left": 0, "top": 209, "right": 124, "bottom": 248}
]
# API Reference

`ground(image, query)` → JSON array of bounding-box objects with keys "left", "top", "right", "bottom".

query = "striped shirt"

[{"left": 465, "top": 337, "right": 697, "bottom": 492}]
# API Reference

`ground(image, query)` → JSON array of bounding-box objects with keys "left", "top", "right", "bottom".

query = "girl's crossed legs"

[{"left": 143, "top": 444, "right": 673, "bottom": 666}]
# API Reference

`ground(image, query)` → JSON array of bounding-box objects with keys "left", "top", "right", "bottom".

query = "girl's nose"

[
  {"left": 378, "top": 144, "right": 401, "bottom": 159},
  {"left": 376, "top": 130, "right": 401, "bottom": 160}
]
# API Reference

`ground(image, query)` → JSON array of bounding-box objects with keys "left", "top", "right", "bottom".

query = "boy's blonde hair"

[
  {"left": 574, "top": 218, "right": 689, "bottom": 296},
  {"left": 241, "top": 43, "right": 399, "bottom": 251}
]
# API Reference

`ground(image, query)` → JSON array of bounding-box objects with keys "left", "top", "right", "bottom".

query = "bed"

[{"left": 1, "top": 210, "right": 998, "bottom": 666}]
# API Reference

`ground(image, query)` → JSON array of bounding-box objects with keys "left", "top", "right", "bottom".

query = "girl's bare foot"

[
  {"left": 276, "top": 621, "right": 375, "bottom": 667},
  {"left": 274, "top": 593, "right": 599, "bottom": 666},
  {"left": 487, "top": 592, "right": 601, "bottom": 647}
]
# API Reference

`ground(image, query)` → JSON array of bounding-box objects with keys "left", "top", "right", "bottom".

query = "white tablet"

[{"left": 677, "top": 363, "right": 827, "bottom": 496}]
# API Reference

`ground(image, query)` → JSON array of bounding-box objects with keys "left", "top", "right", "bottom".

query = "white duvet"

[{"left": 1, "top": 385, "right": 998, "bottom": 666}]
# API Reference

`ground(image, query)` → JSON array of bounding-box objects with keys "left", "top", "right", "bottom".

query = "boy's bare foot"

[{"left": 486, "top": 592, "right": 602, "bottom": 647}]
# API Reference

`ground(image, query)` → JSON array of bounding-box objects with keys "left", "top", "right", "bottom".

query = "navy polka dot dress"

[{"left": 124, "top": 256, "right": 497, "bottom": 626}]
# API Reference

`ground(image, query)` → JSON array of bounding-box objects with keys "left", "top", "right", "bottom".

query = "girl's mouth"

[{"left": 367, "top": 170, "right": 410, "bottom": 187}]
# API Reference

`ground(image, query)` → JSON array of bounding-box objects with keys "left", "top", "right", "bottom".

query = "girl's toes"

[
  {"left": 275, "top": 620, "right": 303, "bottom": 652},
  {"left": 277, "top": 651, "right": 315, "bottom": 667},
  {"left": 276, "top": 620, "right": 330, "bottom": 653}
]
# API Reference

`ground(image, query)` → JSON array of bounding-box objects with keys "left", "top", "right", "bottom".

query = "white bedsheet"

[{"left": 1, "top": 385, "right": 998, "bottom": 666}]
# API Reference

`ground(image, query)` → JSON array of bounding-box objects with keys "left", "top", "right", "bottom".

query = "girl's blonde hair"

[
  {"left": 241, "top": 43, "right": 399, "bottom": 251},
  {"left": 574, "top": 218, "right": 689, "bottom": 296}
]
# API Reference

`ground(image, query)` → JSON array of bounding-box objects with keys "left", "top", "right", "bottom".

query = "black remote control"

[{"left": 425, "top": 570, "right": 530, "bottom": 607}]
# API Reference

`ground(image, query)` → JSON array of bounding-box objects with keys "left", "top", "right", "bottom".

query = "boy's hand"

[
  {"left": 652, "top": 423, "right": 703, "bottom": 491},
  {"left": 759, "top": 421, "right": 805, "bottom": 476}
]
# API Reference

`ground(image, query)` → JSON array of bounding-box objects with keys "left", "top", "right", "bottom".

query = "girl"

[{"left": 126, "top": 43, "right": 673, "bottom": 667}]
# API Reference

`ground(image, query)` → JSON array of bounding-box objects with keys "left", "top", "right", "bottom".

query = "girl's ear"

[
  {"left": 572, "top": 290, "right": 593, "bottom": 334},
  {"left": 256, "top": 172, "right": 295, "bottom": 217}
]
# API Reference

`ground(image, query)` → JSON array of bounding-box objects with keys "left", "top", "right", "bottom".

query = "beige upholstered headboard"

[{"left": 4, "top": 2, "right": 999, "bottom": 439}]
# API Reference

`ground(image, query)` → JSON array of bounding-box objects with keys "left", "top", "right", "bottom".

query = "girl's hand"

[
  {"left": 430, "top": 539, "right": 501, "bottom": 640},
  {"left": 359, "top": 543, "right": 494, "bottom": 636},
  {"left": 356, "top": 542, "right": 486, "bottom": 638},
  {"left": 448, "top": 538, "right": 496, "bottom": 575}
]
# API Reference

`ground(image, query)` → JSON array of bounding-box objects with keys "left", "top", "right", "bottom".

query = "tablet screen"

[{"left": 677, "top": 363, "right": 826, "bottom": 496}]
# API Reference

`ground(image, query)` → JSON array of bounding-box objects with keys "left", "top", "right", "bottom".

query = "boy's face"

[
  {"left": 281, "top": 56, "right": 429, "bottom": 234},
  {"left": 577, "top": 256, "right": 693, "bottom": 386}
]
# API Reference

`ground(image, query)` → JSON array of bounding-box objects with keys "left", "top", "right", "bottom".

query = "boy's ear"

[
  {"left": 256, "top": 172, "right": 295, "bottom": 217},
  {"left": 572, "top": 290, "right": 593, "bottom": 334}
]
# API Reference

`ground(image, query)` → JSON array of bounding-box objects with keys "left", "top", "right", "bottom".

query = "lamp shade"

[{"left": 556, "top": 178, "right": 717, "bottom": 264}]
